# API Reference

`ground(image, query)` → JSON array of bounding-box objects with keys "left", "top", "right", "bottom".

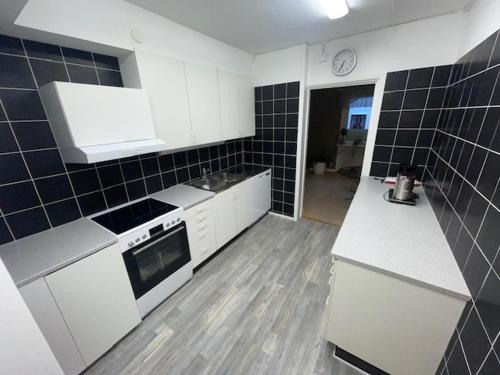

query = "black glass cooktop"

[{"left": 92, "top": 198, "right": 178, "bottom": 234}]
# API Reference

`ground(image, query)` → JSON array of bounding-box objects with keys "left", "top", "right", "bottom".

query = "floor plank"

[{"left": 85, "top": 215, "right": 360, "bottom": 375}]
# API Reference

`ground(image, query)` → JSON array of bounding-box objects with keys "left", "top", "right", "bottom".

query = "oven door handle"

[{"left": 131, "top": 226, "right": 184, "bottom": 257}]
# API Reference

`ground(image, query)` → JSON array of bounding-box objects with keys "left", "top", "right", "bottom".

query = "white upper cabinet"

[
  {"left": 120, "top": 50, "right": 255, "bottom": 151},
  {"left": 184, "top": 62, "right": 223, "bottom": 145},
  {"left": 218, "top": 70, "right": 255, "bottom": 139},
  {"left": 39, "top": 82, "right": 165, "bottom": 163},
  {"left": 120, "top": 50, "right": 192, "bottom": 150}
]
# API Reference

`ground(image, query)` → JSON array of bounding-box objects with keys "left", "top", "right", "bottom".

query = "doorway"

[{"left": 302, "top": 84, "right": 375, "bottom": 227}]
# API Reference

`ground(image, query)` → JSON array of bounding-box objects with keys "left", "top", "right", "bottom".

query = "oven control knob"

[
  {"left": 166, "top": 223, "right": 170, "bottom": 228},
  {"left": 135, "top": 238, "right": 140, "bottom": 243},
  {"left": 142, "top": 235, "right": 147, "bottom": 239},
  {"left": 171, "top": 221, "right": 175, "bottom": 226},
  {"left": 128, "top": 241, "right": 134, "bottom": 247},
  {"left": 176, "top": 218, "right": 180, "bottom": 222}
]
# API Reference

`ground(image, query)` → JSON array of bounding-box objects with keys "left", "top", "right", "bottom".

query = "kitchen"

[{"left": 0, "top": 0, "right": 499, "bottom": 374}]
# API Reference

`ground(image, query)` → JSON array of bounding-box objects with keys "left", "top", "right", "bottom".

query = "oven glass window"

[
  {"left": 123, "top": 224, "right": 191, "bottom": 299},
  {"left": 135, "top": 233, "right": 185, "bottom": 283}
]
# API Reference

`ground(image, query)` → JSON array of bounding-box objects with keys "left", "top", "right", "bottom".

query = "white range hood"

[{"left": 39, "top": 82, "right": 166, "bottom": 164}]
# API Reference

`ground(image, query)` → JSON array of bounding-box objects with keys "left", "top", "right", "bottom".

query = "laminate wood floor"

[{"left": 85, "top": 215, "right": 360, "bottom": 375}]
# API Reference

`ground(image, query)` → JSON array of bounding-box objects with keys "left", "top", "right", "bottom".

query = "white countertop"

[
  {"left": 332, "top": 177, "right": 471, "bottom": 300},
  {"left": 150, "top": 184, "right": 215, "bottom": 209},
  {"left": 0, "top": 218, "right": 117, "bottom": 287}
]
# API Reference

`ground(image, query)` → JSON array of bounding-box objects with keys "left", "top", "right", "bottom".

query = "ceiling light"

[{"left": 318, "top": 0, "right": 349, "bottom": 19}]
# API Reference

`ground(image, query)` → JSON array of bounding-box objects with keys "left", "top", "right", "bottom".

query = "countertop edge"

[
  {"left": 15, "top": 238, "right": 118, "bottom": 288},
  {"left": 333, "top": 254, "right": 470, "bottom": 301}
]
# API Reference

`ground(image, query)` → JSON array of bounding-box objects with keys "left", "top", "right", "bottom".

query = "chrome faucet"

[{"left": 202, "top": 167, "right": 210, "bottom": 179}]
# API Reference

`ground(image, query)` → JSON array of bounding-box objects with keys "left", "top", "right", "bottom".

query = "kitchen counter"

[
  {"left": 150, "top": 184, "right": 215, "bottom": 209},
  {"left": 0, "top": 218, "right": 117, "bottom": 287},
  {"left": 332, "top": 177, "right": 470, "bottom": 300}
]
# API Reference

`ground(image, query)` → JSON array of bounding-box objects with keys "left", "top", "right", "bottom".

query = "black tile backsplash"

[
  {"left": 244, "top": 82, "right": 299, "bottom": 217},
  {"left": 0, "top": 33, "right": 245, "bottom": 244},
  {"left": 372, "top": 29, "right": 500, "bottom": 375}
]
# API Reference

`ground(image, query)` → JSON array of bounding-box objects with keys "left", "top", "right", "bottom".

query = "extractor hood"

[{"left": 39, "top": 82, "right": 166, "bottom": 164}]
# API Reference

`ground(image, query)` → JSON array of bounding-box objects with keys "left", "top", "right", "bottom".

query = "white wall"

[
  {"left": 13, "top": 0, "right": 253, "bottom": 74},
  {"left": 0, "top": 260, "right": 63, "bottom": 375},
  {"left": 307, "top": 12, "right": 463, "bottom": 88},
  {"left": 458, "top": 0, "right": 500, "bottom": 57},
  {"left": 253, "top": 44, "right": 307, "bottom": 86}
]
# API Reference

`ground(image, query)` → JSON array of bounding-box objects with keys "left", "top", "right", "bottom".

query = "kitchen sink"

[{"left": 188, "top": 171, "right": 245, "bottom": 192}]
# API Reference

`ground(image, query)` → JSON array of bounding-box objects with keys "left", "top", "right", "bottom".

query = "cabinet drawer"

[{"left": 186, "top": 199, "right": 217, "bottom": 267}]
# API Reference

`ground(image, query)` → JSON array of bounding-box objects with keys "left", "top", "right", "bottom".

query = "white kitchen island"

[{"left": 324, "top": 177, "right": 470, "bottom": 375}]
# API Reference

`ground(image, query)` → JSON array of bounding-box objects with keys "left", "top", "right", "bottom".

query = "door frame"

[{"left": 297, "top": 77, "right": 383, "bottom": 220}]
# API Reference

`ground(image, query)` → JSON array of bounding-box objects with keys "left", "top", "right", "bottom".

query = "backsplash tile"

[
  {"left": 0, "top": 33, "right": 245, "bottom": 244},
  {"left": 244, "top": 82, "right": 299, "bottom": 217},
  {"left": 373, "top": 29, "right": 500, "bottom": 375}
]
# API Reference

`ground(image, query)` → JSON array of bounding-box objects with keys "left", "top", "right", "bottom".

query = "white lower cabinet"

[
  {"left": 252, "top": 170, "right": 272, "bottom": 222},
  {"left": 19, "top": 279, "right": 86, "bottom": 375},
  {"left": 235, "top": 178, "right": 254, "bottom": 232},
  {"left": 45, "top": 243, "right": 141, "bottom": 366},
  {"left": 324, "top": 259, "right": 467, "bottom": 375},
  {"left": 212, "top": 169, "right": 271, "bottom": 250},
  {"left": 185, "top": 198, "right": 217, "bottom": 267},
  {"left": 213, "top": 188, "right": 238, "bottom": 249},
  {"left": 21, "top": 243, "right": 141, "bottom": 373}
]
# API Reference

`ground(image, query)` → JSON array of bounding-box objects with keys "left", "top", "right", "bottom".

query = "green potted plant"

[{"left": 312, "top": 151, "right": 329, "bottom": 175}]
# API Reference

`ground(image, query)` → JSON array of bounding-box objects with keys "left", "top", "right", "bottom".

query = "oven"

[{"left": 122, "top": 221, "right": 191, "bottom": 302}]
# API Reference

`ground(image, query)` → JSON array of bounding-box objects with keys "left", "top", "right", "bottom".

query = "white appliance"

[
  {"left": 90, "top": 198, "right": 193, "bottom": 317},
  {"left": 39, "top": 82, "right": 166, "bottom": 163}
]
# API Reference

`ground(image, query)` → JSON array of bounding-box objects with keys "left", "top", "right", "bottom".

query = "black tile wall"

[
  {"left": 371, "top": 29, "right": 500, "bottom": 374},
  {"left": 0, "top": 34, "right": 245, "bottom": 244},
  {"left": 423, "top": 29, "right": 500, "bottom": 375},
  {"left": 244, "top": 82, "right": 299, "bottom": 217},
  {"left": 371, "top": 64, "right": 452, "bottom": 180}
]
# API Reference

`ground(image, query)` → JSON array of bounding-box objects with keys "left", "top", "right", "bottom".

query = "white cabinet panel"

[
  {"left": 20, "top": 278, "right": 85, "bottom": 375},
  {"left": 186, "top": 198, "right": 217, "bottom": 267},
  {"left": 325, "top": 260, "right": 466, "bottom": 375},
  {"left": 185, "top": 62, "right": 222, "bottom": 145},
  {"left": 252, "top": 170, "right": 271, "bottom": 222},
  {"left": 235, "top": 178, "right": 254, "bottom": 232},
  {"left": 125, "top": 51, "right": 192, "bottom": 150},
  {"left": 218, "top": 70, "right": 255, "bottom": 139},
  {"left": 213, "top": 188, "right": 238, "bottom": 249},
  {"left": 45, "top": 244, "right": 141, "bottom": 366}
]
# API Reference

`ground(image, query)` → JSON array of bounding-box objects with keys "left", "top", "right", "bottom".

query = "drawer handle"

[
  {"left": 195, "top": 208, "right": 205, "bottom": 214},
  {"left": 330, "top": 264, "right": 335, "bottom": 274},
  {"left": 197, "top": 224, "right": 208, "bottom": 231},
  {"left": 201, "top": 247, "right": 210, "bottom": 254},
  {"left": 265, "top": 172, "right": 270, "bottom": 176},
  {"left": 328, "top": 275, "right": 333, "bottom": 285},
  {"left": 196, "top": 216, "right": 207, "bottom": 223},
  {"left": 198, "top": 231, "right": 208, "bottom": 239},
  {"left": 326, "top": 295, "right": 329, "bottom": 306}
]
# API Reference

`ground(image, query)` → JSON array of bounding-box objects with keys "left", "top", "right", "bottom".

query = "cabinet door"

[
  {"left": 185, "top": 62, "right": 222, "bottom": 145},
  {"left": 253, "top": 170, "right": 271, "bottom": 221},
  {"left": 185, "top": 198, "right": 217, "bottom": 267},
  {"left": 20, "top": 278, "right": 85, "bottom": 375},
  {"left": 45, "top": 243, "right": 141, "bottom": 366},
  {"left": 213, "top": 188, "right": 238, "bottom": 249},
  {"left": 235, "top": 178, "right": 254, "bottom": 231},
  {"left": 218, "top": 70, "right": 255, "bottom": 139},
  {"left": 133, "top": 51, "right": 192, "bottom": 149}
]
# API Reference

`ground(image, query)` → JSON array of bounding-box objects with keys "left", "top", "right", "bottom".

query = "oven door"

[{"left": 122, "top": 222, "right": 191, "bottom": 299}]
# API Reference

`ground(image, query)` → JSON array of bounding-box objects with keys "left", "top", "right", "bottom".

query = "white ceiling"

[{"left": 127, "top": 0, "right": 470, "bottom": 54}]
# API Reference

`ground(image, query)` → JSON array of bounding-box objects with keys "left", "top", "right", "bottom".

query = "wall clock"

[{"left": 332, "top": 49, "right": 357, "bottom": 76}]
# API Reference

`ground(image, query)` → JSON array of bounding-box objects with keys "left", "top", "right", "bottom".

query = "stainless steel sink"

[
  {"left": 188, "top": 171, "right": 245, "bottom": 192},
  {"left": 189, "top": 177, "right": 226, "bottom": 192}
]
